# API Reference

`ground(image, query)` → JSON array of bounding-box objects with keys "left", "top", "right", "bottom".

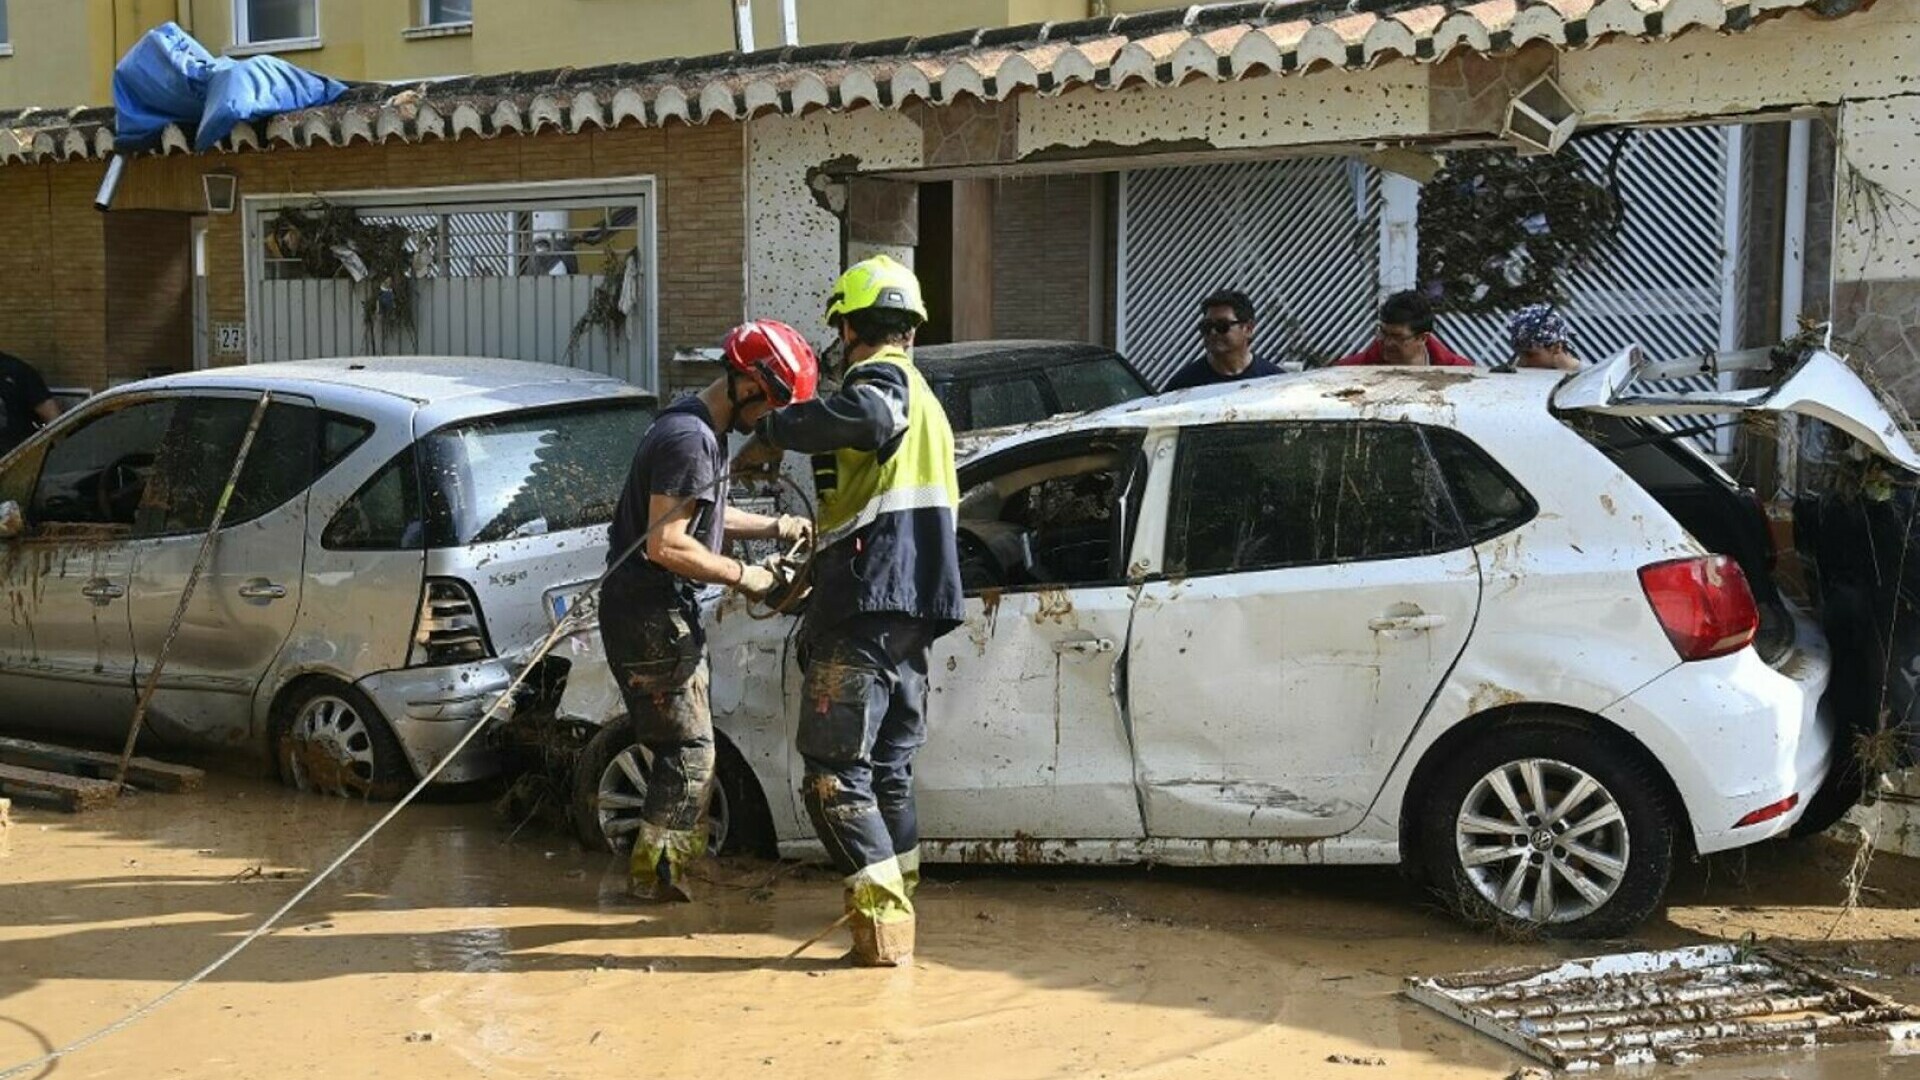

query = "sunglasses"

[{"left": 1198, "top": 318, "right": 1246, "bottom": 336}]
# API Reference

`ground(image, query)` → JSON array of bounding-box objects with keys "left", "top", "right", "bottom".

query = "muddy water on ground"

[{"left": 4, "top": 776, "right": 1920, "bottom": 1079}]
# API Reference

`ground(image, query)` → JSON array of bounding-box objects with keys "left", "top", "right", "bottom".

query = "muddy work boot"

[
  {"left": 843, "top": 858, "right": 916, "bottom": 966},
  {"left": 628, "top": 822, "right": 702, "bottom": 903},
  {"left": 849, "top": 910, "right": 915, "bottom": 967}
]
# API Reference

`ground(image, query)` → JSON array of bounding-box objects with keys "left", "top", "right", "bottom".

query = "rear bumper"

[
  {"left": 355, "top": 661, "right": 511, "bottom": 785},
  {"left": 1604, "top": 607, "right": 1835, "bottom": 854}
]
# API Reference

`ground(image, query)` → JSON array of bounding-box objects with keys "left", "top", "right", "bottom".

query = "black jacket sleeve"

[{"left": 757, "top": 362, "right": 910, "bottom": 454}]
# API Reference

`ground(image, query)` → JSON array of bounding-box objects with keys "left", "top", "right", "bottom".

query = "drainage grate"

[{"left": 1405, "top": 944, "right": 1920, "bottom": 1070}]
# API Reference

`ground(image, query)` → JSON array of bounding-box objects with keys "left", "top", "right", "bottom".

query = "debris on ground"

[
  {"left": 1326, "top": 1053, "right": 1387, "bottom": 1066},
  {"left": 405, "top": 1031, "right": 434, "bottom": 1043},
  {"left": 1406, "top": 943, "right": 1920, "bottom": 1070}
]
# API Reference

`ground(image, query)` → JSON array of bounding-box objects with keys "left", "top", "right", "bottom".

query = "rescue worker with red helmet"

[
  {"left": 740, "top": 255, "right": 964, "bottom": 965},
  {"left": 600, "top": 318, "right": 819, "bottom": 902}
]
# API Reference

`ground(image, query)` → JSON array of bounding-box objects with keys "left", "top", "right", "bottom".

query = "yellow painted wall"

[{"left": 1, "top": 0, "right": 1174, "bottom": 109}]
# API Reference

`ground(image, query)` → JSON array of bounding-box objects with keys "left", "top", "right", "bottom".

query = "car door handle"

[
  {"left": 80, "top": 579, "right": 125, "bottom": 603},
  {"left": 1053, "top": 637, "right": 1116, "bottom": 655},
  {"left": 1369, "top": 613, "right": 1448, "bottom": 632},
  {"left": 238, "top": 580, "right": 288, "bottom": 600}
]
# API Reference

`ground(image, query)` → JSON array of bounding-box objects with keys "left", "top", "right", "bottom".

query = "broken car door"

[
  {"left": 125, "top": 395, "right": 337, "bottom": 747},
  {"left": 0, "top": 397, "right": 179, "bottom": 739},
  {"left": 1127, "top": 420, "right": 1481, "bottom": 839},
  {"left": 911, "top": 433, "right": 1150, "bottom": 841}
]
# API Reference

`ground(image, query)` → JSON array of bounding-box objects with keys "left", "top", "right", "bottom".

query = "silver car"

[{"left": 0, "top": 357, "right": 650, "bottom": 796}]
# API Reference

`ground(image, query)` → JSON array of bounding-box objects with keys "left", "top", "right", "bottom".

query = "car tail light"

[
  {"left": 1734, "top": 793, "right": 1800, "bottom": 828},
  {"left": 410, "top": 578, "right": 492, "bottom": 666},
  {"left": 1638, "top": 555, "right": 1759, "bottom": 662}
]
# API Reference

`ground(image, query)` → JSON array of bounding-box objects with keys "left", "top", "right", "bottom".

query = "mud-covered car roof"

[
  {"left": 964, "top": 365, "right": 1564, "bottom": 458},
  {"left": 108, "top": 356, "right": 653, "bottom": 430}
]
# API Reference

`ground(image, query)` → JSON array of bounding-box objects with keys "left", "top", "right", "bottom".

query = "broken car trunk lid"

[{"left": 1553, "top": 344, "right": 1920, "bottom": 474}]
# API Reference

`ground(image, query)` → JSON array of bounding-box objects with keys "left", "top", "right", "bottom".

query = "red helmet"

[{"left": 721, "top": 319, "right": 819, "bottom": 407}]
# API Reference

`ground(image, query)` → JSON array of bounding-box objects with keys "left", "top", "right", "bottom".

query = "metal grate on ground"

[{"left": 1406, "top": 944, "right": 1920, "bottom": 1071}]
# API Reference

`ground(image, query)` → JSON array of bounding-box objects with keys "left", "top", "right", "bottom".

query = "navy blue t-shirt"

[
  {"left": 606, "top": 396, "right": 727, "bottom": 607},
  {"left": 1161, "top": 355, "right": 1285, "bottom": 393}
]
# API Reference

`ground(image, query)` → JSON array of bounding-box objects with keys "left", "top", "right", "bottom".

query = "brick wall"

[
  {"left": 105, "top": 211, "right": 195, "bottom": 381},
  {"left": 0, "top": 121, "right": 747, "bottom": 390},
  {"left": 991, "top": 174, "right": 1093, "bottom": 341}
]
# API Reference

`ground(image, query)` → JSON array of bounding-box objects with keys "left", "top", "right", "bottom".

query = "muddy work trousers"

[
  {"left": 598, "top": 601, "right": 713, "bottom": 879},
  {"left": 797, "top": 613, "right": 936, "bottom": 908}
]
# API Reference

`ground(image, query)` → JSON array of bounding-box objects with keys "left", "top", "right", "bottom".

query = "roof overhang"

[{"left": 0, "top": 0, "right": 1876, "bottom": 167}]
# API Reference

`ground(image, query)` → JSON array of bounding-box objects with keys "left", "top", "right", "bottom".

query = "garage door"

[{"left": 243, "top": 179, "right": 657, "bottom": 390}]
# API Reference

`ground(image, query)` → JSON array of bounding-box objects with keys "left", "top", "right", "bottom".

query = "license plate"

[{"left": 547, "top": 582, "right": 592, "bottom": 627}]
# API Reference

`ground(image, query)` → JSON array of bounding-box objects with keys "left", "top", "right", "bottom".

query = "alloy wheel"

[
  {"left": 594, "top": 745, "right": 731, "bottom": 855},
  {"left": 286, "top": 693, "right": 379, "bottom": 797},
  {"left": 1455, "top": 757, "right": 1631, "bottom": 924}
]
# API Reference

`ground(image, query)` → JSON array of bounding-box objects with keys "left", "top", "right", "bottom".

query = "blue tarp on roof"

[{"left": 111, "top": 22, "right": 346, "bottom": 152}]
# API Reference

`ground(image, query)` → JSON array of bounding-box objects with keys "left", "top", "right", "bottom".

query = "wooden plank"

[
  {"left": 0, "top": 762, "right": 118, "bottom": 812},
  {"left": 0, "top": 736, "right": 204, "bottom": 793}
]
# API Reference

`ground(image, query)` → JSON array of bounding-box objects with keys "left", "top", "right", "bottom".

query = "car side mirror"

[{"left": 0, "top": 501, "right": 21, "bottom": 540}]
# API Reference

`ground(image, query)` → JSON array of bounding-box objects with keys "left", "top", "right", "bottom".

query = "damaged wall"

[
  {"left": 1831, "top": 94, "right": 1920, "bottom": 413},
  {"left": 746, "top": 109, "right": 922, "bottom": 352}
]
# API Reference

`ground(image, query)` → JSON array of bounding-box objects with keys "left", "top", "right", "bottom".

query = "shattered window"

[
  {"left": 1425, "top": 428, "right": 1535, "bottom": 542},
  {"left": 30, "top": 399, "right": 179, "bottom": 528},
  {"left": 418, "top": 401, "right": 652, "bottom": 548},
  {"left": 136, "top": 399, "right": 320, "bottom": 537},
  {"left": 323, "top": 446, "right": 425, "bottom": 551},
  {"left": 1166, "top": 421, "right": 1463, "bottom": 575}
]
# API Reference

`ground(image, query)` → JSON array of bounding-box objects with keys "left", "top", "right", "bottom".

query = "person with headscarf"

[{"left": 1507, "top": 304, "right": 1584, "bottom": 371}]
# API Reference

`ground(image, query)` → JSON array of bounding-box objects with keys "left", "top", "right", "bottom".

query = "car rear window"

[
  {"left": 1049, "top": 358, "right": 1148, "bottom": 414},
  {"left": 419, "top": 400, "right": 652, "bottom": 548},
  {"left": 969, "top": 377, "right": 1049, "bottom": 431}
]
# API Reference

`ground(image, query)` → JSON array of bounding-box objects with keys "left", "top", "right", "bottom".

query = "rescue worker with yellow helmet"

[{"left": 744, "top": 255, "right": 963, "bottom": 965}]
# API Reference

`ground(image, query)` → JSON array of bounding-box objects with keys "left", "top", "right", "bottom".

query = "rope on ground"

[{"left": 1, "top": 461, "right": 802, "bottom": 1080}]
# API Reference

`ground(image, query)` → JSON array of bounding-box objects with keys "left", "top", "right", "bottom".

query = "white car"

[{"left": 559, "top": 343, "right": 1918, "bottom": 937}]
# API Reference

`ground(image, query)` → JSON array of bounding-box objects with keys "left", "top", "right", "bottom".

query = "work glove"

[
  {"left": 734, "top": 561, "right": 779, "bottom": 600},
  {"left": 774, "top": 514, "right": 813, "bottom": 546}
]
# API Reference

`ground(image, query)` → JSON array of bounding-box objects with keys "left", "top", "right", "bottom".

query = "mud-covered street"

[{"left": 1, "top": 776, "right": 1918, "bottom": 1079}]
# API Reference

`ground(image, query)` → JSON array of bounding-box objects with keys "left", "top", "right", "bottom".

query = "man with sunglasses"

[
  {"left": 601, "top": 318, "right": 818, "bottom": 903},
  {"left": 1161, "top": 289, "right": 1285, "bottom": 392},
  {"left": 1335, "top": 290, "right": 1475, "bottom": 368}
]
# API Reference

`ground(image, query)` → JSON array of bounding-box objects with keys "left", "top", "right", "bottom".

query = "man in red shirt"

[{"left": 1334, "top": 291, "right": 1475, "bottom": 368}]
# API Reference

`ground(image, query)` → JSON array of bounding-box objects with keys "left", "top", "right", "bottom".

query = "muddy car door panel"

[
  {"left": 916, "top": 584, "right": 1145, "bottom": 840},
  {"left": 126, "top": 396, "right": 321, "bottom": 744}
]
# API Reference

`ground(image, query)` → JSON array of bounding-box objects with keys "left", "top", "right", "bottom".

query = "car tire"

[
  {"left": 275, "top": 680, "right": 414, "bottom": 801},
  {"left": 1417, "top": 720, "right": 1677, "bottom": 939},
  {"left": 570, "top": 720, "right": 774, "bottom": 858}
]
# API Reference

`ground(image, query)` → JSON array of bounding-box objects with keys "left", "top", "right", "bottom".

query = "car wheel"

[
  {"left": 277, "top": 681, "right": 413, "bottom": 801},
  {"left": 1418, "top": 721, "right": 1676, "bottom": 939},
  {"left": 570, "top": 720, "right": 773, "bottom": 857}
]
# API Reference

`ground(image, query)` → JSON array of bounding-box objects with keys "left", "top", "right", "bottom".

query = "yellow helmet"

[{"left": 824, "top": 255, "right": 928, "bottom": 328}]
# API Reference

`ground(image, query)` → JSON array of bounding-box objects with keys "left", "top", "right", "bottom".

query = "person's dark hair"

[
  {"left": 843, "top": 307, "right": 919, "bottom": 349},
  {"left": 1379, "top": 290, "right": 1434, "bottom": 335},
  {"left": 1199, "top": 289, "right": 1255, "bottom": 326}
]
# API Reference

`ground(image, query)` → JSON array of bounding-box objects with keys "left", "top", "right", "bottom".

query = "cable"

[{"left": 0, "top": 460, "right": 807, "bottom": 1080}]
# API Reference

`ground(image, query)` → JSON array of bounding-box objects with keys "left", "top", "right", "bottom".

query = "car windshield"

[
  {"left": 420, "top": 400, "right": 652, "bottom": 547},
  {"left": 1048, "top": 357, "right": 1148, "bottom": 414}
]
